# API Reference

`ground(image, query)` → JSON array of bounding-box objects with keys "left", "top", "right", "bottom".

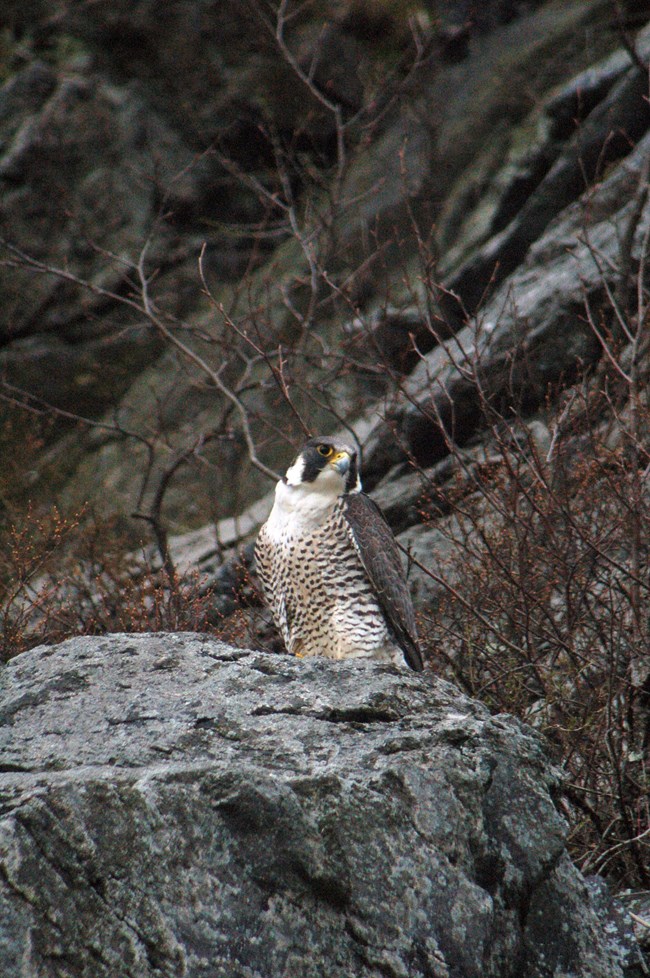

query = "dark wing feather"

[{"left": 342, "top": 493, "right": 424, "bottom": 671}]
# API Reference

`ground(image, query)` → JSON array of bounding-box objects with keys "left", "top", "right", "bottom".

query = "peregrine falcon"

[{"left": 255, "top": 437, "right": 423, "bottom": 671}]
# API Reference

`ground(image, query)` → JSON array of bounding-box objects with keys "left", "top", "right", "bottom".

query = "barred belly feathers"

[{"left": 255, "top": 437, "right": 423, "bottom": 671}]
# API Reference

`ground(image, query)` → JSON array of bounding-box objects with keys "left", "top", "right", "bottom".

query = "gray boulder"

[{"left": 0, "top": 633, "right": 642, "bottom": 977}]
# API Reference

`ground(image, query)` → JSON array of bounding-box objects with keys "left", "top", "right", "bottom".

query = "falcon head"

[{"left": 284, "top": 437, "right": 361, "bottom": 496}]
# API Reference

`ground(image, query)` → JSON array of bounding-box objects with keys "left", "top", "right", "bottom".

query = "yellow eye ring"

[{"left": 317, "top": 444, "right": 334, "bottom": 457}]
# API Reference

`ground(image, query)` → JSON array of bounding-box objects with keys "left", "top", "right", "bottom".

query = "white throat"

[{"left": 265, "top": 476, "right": 341, "bottom": 540}]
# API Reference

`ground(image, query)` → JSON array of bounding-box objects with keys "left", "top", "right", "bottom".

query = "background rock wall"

[{"left": 2, "top": 0, "right": 648, "bottom": 526}]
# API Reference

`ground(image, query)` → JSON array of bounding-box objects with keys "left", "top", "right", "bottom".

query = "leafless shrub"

[
  {"left": 413, "top": 207, "right": 650, "bottom": 888},
  {"left": 0, "top": 508, "right": 226, "bottom": 659}
]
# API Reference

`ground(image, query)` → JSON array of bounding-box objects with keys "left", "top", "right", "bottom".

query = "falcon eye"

[{"left": 317, "top": 445, "right": 334, "bottom": 457}]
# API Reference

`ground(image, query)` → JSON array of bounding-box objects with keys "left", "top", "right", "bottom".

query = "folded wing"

[{"left": 342, "top": 493, "right": 424, "bottom": 671}]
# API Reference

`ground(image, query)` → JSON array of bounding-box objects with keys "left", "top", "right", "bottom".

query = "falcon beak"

[{"left": 331, "top": 450, "right": 351, "bottom": 475}]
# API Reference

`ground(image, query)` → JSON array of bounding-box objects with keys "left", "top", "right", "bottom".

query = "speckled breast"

[{"left": 256, "top": 501, "right": 394, "bottom": 661}]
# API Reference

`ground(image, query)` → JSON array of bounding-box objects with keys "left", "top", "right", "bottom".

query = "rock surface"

[
  {"left": 0, "top": 633, "right": 642, "bottom": 977},
  {"left": 0, "top": 0, "right": 636, "bottom": 523},
  {"left": 361, "top": 119, "right": 650, "bottom": 483}
]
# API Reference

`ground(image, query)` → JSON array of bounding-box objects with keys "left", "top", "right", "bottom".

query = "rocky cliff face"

[
  {"left": 0, "top": 633, "right": 642, "bottom": 977},
  {"left": 2, "top": 0, "right": 647, "bottom": 524}
]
